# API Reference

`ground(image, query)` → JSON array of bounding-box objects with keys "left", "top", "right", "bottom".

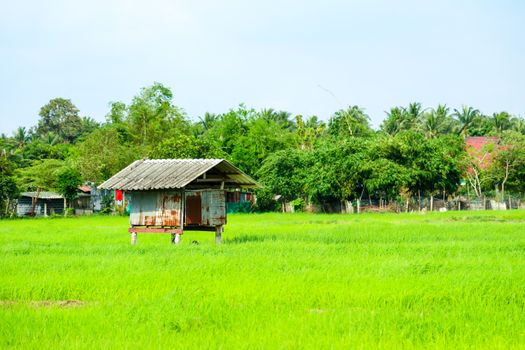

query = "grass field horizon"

[{"left": 1, "top": 211, "right": 525, "bottom": 349}]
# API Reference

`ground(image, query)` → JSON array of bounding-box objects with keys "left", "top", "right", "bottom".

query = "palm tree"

[
  {"left": 421, "top": 104, "right": 451, "bottom": 138},
  {"left": 13, "top": 127, "right": 29, "bottom": 149},
  {"left": 511, "top": 116, "right": 525, "bottom": 134},
  {"left": 405, "top": 102, "right": 424, "bottom": 131},
  {"left": 260, "top": 109, "right": 293, "bottom": 129},
  {"left": 330, "top": 106, "right": 371, "bottom": 137},
  {"left": 296, "top": 115, "right": 326, "bottom": 149},
  {"left": 453, "top": 105, "right": 479, "bottom": 136},
  {"left": 492, "top": 112, "right": 512, "bottom": 134},
  {"left": 381, "top": 107, "right": 406, "bottom": 136},
  {"left": 198, "top": 112, "right": 218, "bottom": 131},
  {"left": 40, "top": 131, "right": 61, "bottom": 146}
]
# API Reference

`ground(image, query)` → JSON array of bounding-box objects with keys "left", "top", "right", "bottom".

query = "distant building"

[
  {"left": 17, "top": 185, "right": 96, "bottom": 217},
  {"left": 17, "top": 192, "right": 65, "bottom": 216},
  {"left": 73, "top": 185, "right": 94, "bottom": 215}
]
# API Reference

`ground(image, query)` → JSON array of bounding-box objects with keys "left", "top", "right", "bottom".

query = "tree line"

[{"left": 1, "top": 82, "right": 524, "bottom": 215}]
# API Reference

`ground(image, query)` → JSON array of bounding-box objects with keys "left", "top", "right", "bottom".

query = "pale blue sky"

[{"left": 1, "top": 0, "right": 524, "bottom": 134}]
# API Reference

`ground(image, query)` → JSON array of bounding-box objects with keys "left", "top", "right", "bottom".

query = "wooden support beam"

[
  {"left": 215, "top": 225, "right": 223, "bottom": 244},
  {"left": 171, "top": 233, "right": 182, "bottom": 244},
  {"left": 128, "top": 228, "right": 183, "bottom": 234},
  {"left": 195, "top": 178, "right": 230, "bottom": 183},
  {"left": 179, "top": 188, "right": 185, "bottom": 244}
]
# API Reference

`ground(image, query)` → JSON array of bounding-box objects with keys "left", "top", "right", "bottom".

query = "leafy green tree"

[
  {"left": 16, "top": 159, "right": 66, "bottom": 192},
  {"left": 424, "top": 135, "right": 466, "bottom": 195},
  {"left": 197, "top": 105, "right": 295, "bottom": 175},
  {"left": 257, "top": 149, "right": 307, "bottom": 203},
  {"left": 231, "top": 110, "right": 295, "bottom": 175},
  {"left": 150, "top": 133, "right": 201, "bottom": 159},
  {"left": 106, "top": 101, "right": 128, "bottom": 124},
  {"left": 105, "top": 101, "right": 134, "bottom": 143},
  {"left": 200, "top": 105, "right": 250, "bottom": 156},
  {"left": 487, "top": 131, "right": 525, "bottom": 196},
  {"left": 37, "top": 98, "right": 83, "bottom": 143},
  {"left": 78, "top": 117, "right": 100, "bottom": 140},
  {"left": 0, "top": 158, "right": 19, "bottom": 217},
  {"left": 305, "top": 138, "right": 369, "bottom": 204},
  {"left": 76, "top": 127, "right": 138, "bottom": 183},
  {"left": 127, "top": 82, "right": 189, "bottom": 150},
  {"left": 370, "top": 131, "right": 465, "bottom": 200},
  {"left": 56, "top": 167, "right": 82, "bottom": 208},
  {"left": 362, "top": 158, "right": 409, "bottom": 199},
  {"left": 19, "top": 141, "right": 72, "bottom": 163}
]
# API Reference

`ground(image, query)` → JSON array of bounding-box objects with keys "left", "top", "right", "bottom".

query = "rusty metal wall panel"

[
  {"left": 183, "top": 189, "right": 226, "bottom": 227},
  {"left": 201, "top": 190, "right": 226, "bottom": 226},
  {"left": 129, "top": 190, "right": 182, "bottom": 227}
]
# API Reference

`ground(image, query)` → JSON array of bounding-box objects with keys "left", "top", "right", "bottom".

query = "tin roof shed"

[{"left": 98, "top": 159, "right": 261, "bottom": 245}]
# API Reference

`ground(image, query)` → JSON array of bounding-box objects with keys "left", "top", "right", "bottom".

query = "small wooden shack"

[
  {"left": 17, "top": 191, "right": 66, "bottom": 216},
  {"left": 98, "top": 159, "right": 261, "bottom": 244}
]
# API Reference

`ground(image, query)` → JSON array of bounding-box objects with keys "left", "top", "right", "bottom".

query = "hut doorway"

[{"left": 185, "top": 192, "right": 202, "bottom": 225}]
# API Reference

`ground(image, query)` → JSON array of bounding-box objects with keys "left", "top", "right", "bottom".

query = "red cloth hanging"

[{"left": 115, "top": 190, "right": 123, "bottom": 201}]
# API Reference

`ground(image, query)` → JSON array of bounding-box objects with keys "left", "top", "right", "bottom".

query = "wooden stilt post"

[
  {"left": 215, "top": 225, "right": 223, "bottom": 244},
  {"left": 131, "top": 232, "right": 137, "bottom": 245},
  {"left": 174, "top": 188, "right": 184, "bottom": 245}
]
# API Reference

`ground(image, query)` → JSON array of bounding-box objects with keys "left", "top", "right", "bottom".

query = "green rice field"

[{"left": 1, "top": 211, "right": 525, "bottom": 349}]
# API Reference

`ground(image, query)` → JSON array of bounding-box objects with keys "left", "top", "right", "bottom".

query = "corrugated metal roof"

[
  {"left": 20, "top": 192, "right": 64, "bottom": 199},
  {"left": 98, "top": 159, "right": 261, "bottom": 190},
  {"left": 78, "top": 185, "right": 92, "bottom": 193}
]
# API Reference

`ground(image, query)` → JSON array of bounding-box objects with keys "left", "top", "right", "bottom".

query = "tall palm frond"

[{"left": 453, "top": 105, "right": 479, "bottom": 136}]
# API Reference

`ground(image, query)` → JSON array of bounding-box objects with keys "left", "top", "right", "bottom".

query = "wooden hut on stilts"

[{"left": 98, "top": 159, "right": 261, "bottom": 245}]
